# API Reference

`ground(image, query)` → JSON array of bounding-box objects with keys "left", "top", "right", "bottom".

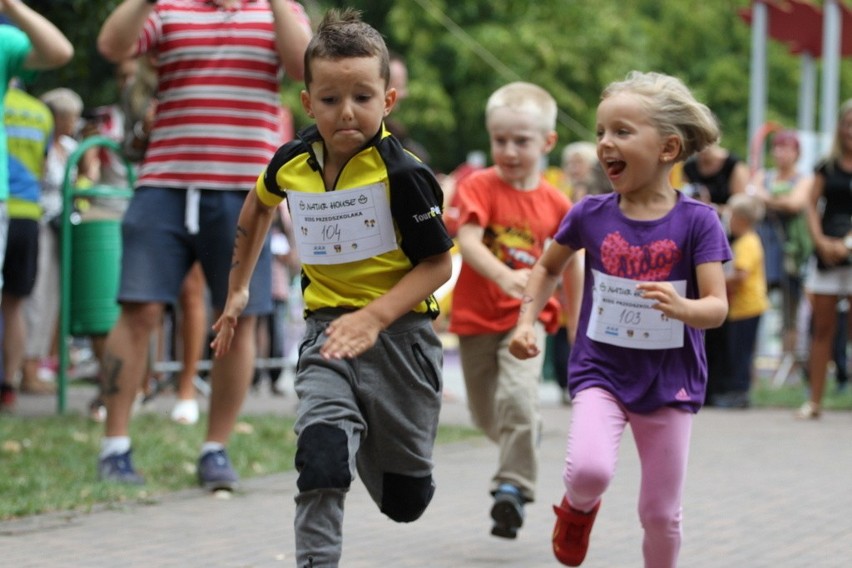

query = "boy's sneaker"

[
  {"left": 98, "top": 450, "right": 145, "bottom": 485},
  {"left": 0, "top": 383, "right": 16, "bottom": 412},
  {"left": 197, "top": 448, "right": 239, "bottom": 491},
  {"left": 552, "top": 496, "right": 601, "bottom": 566},
  {"left": 170, "top": 398, "right": 199, "bottom": 425},
  {"left": 490, "top": 483, "right": 525, "bottom": 539},
  {"left": 88, "top": 397, "right": 107, "bottom": 423}
]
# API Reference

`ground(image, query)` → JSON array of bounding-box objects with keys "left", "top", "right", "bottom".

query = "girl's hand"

[
  {"left": 320, "top": 310, "right": 382, "bottom": 360},
  {"left": 636, "top": 281, "right": 687, "bottom": 321},
  {"left": 509, "top": 324, "right": 539, "bottom": 359}
]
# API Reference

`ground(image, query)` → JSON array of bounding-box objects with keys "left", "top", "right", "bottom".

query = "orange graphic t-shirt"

[{"left": 449, "top": 167, "right": 572, "bottom": 335}]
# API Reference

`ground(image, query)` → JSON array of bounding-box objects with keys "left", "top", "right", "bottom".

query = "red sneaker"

[{"left": 552, "top": 496, "right": 601, "bottom": 566}]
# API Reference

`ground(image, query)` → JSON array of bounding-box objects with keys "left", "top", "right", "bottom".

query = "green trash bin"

[
  {"left": 69, "top": 217, "right": 123, "bottom": 336},
  {"left": 58, "top": 136, "right": 135, "bottom": 413}
]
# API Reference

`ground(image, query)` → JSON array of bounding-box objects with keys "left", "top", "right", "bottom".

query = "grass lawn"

[
  {"left": 0, "top": 412, "right": 479, "bottom": 521},
  {"left": 750, "top": 352, "right": 852, "bottom": 410},
  {"left": 751, "top": 378, "right": 852, "bottom": 410}
]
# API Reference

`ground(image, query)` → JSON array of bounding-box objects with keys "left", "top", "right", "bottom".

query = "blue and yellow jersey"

[
  {"left": 4, "top": 86, "right": 52, "bottom": 219},
  {"left": 256, "top": 124, "right": 453, "bottom": 317},
  {"left": 0, "top": 26, "right": 34, "bottom": 201}
]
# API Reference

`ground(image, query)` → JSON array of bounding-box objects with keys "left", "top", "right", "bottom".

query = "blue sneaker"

[
  {"left": 197, "top": 449, "right": 239, "bottom": 491},
  {"left": 98, "top": 449, "right": 145, "bottom": 485},
  {"left": 490, "top": 483, "right": 525, "bottom": 539}
]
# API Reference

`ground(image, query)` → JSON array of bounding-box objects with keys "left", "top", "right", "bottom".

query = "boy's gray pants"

[{"left": 292, "top": 310, "right": 443, "bottom": 568}]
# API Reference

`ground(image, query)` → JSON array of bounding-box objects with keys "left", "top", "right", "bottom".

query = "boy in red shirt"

[{"left": 449, "top": 81, "right": 578, "bottom": 539}]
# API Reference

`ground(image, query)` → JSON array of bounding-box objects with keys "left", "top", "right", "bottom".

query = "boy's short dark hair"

[{"left": 303, "top": 9, "right": 390, "bottom": 89}]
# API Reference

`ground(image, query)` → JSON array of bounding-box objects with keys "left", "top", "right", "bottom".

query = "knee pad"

[
  {"left": 295, "top": 424, "right": 352, "bottom": 492},
  {"left": 380, "top": 472, "right": 435, "bottom": 523}
]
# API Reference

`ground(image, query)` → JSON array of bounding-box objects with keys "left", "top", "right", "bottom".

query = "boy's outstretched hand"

[
  {"left": 321, "top": 310, "right": 383, "bottom": 360},
  {"left": 210, "top": 290, "right": 249, "bottom": 358}
]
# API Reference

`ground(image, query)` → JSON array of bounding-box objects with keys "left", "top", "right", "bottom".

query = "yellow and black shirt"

[{"left": 256, "top": 124, "right": 453, "bottom": 317}]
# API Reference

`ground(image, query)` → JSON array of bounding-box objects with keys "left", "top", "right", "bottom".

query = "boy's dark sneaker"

[
  {"left": 0, "top": 383, "right": 16, "bottom": 412},
  {"left": 552, "top": 496, "right": 600, "bottom": 566},
  {"left": 197, "top": 448, "right": 239, "bottom": 491},
  {"left": 490, "top": 483, "right": 525, "bottom": 539},
  {"left": 98, "top": 449, "right": 145, "bottom": 485}
]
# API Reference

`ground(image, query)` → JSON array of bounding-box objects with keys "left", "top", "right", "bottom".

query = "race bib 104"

[{"left": 288, "top": 183, "right": 397, "bottom": 265}]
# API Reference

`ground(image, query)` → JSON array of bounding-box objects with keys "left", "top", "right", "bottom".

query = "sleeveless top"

[{"left": 683, "top": 153, "right": 741, "bottom": 205}]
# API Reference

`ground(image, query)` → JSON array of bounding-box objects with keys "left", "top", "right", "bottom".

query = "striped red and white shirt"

[{"left": 135, "top": 0, "right": 308, "bottom": 191}]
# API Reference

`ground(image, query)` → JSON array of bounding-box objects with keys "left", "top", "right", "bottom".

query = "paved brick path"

[{"left": 4, "top": 349, "right": 852, "bottom": 567}]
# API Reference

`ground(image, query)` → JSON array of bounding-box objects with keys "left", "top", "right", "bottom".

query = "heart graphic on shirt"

[{"left": 600, "top": 231, "right": 682, "bottom": 280}]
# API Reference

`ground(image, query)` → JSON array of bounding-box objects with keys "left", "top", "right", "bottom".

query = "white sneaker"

[{"left": 171, "top": 399, "right": 200, "bottom": 425}]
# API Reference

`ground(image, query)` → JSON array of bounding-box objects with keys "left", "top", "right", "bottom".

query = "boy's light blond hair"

[
  {"left": 561, "top": 141, "right": 597, "bottom": 170},
  {"left": 40, "top": 87, "right": 83, "bottom": 118},
  {"left": 727, "top": 193, "right": 765, "bottom": 224},
  {"left": 485, "top": 81, "right": 557, "bottom": 132}
]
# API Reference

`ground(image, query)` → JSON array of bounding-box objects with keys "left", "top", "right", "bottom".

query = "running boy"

[
  {"left": 510, "top": 71, "right": 730, "bottom": 567},
  {"left": 448, "top": 81, "right": 577, "bottom": 539},
  {"left": 211, "top": 9, "right": 453, "bottom": 567}
]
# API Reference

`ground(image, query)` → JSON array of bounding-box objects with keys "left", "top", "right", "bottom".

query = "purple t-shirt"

[{"left": 555, "top": 191, "right": 732, "bottom": 413}]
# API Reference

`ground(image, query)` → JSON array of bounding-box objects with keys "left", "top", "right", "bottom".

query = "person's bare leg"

[
  {"left": 845, "top": 299, "right": 852, "bottom": 383},
  {"left": 144, "top": 313, "right": 167, "bottom": 398},
  {"left": 205, "top": 313, "right": 257, "bottom": 444},
  {"left": 90, "top": 335, "right": 108, "bottom": 362},
  {"left": 21, "top": 358, "right": 38, "bottom": 388},
  {"left": 102, "top": 302, "right": 164, "bottom": 436},
  {"left": 254, "top": 315, "right": 270, "bottom": 387},
  {"left": 176, "top": 263, "right": 206, "bottom": 401},
  {"left": 805, "top": 294, "right": 838, "bottom": 415},
  {"left": 86, "top": 335, "right": 109, "bottom": 421},
  {"left": 3, "top": 294, "right": 51, "bottom": 393}
]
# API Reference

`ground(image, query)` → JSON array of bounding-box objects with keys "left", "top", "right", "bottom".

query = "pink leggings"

[{"left": 564, "top": 387, "right": 693, "bottom": 568}]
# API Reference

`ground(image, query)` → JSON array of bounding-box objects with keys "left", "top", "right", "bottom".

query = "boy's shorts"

[
  {"left": 2, "top": 218, "right": 38, "bottom": 297},
  {"left": 118, "top": 186, "right": 272, "bottom": 315}
]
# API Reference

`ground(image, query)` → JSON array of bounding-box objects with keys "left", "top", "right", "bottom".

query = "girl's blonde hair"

[
  {"left": 601, "top": 71, "right": 720, "bottom": 162},
  {"left": 827, "top": 98, "right": 852, "bottom": 165}
]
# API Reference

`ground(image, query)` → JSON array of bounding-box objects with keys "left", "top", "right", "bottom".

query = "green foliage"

[
  {"left": 26, "top": 0, "right": 119, "bottom": 107},
  {"left": 30, "top": 0, "right": 852, "bottom": 171}
]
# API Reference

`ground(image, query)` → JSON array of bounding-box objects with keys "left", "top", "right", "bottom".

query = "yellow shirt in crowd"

[{"left": 728, "top": 230, "right": 769, "bottom": 321}]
